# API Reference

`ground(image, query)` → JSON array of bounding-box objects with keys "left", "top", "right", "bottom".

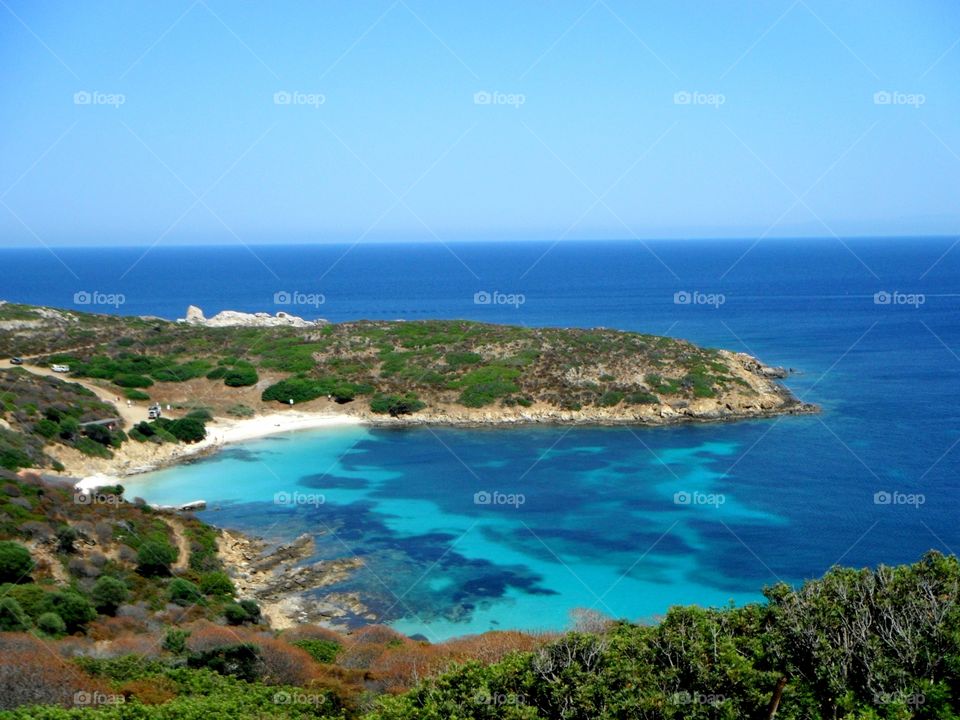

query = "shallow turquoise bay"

[{"left": 124, "top": 422, "right": 802, "bottom": 640}]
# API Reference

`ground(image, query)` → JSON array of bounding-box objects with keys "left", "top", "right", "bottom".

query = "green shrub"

[
  {"left": 150, "top": 360, "right": 212, "bottom": 382},
  {"left": 187, "top": 643, "right": 262, "bottom": 682},
  {"left": 205, "top": 366, "right": 227, "bottom": 380},
  {"left": 163, "top": 627, "right": 191, "bottom": 655},
  {"left": 74, "top": 436, "right": 113, "bottom": 458},
  {"left": 0, "top": 541, "right": 33, "bottom": 583},
  {"left": 133, "top": 420, "right": 156, "bottom": 437},
  {"left": 57, "top": 417, "right": 79, "bottom": 440},
  {"left": 0, "top": 444, "right": 32, "bottom": 470},
  {"left": 82, "top": 423, "right": 113, "bottom": 446},
  {"left": 0, "top": 597, "right": 30, "bottom": 631},
  {"left": 292, "top": 638, "right": 341, "bottom": 663},
  {"left": 169, "top": 578, "right": 203, "bottom": 606},
  {"left": 55, "top": 525, "right": 79, "bottom": 554},
  {"left": 39, "top": 590, "right": 96, "bottom": 632},
  {"left": 262, "top": 375, "right": 372, "bottom": 405},
  {"left": 137, "top": 540, "right": 178, "bottom": 577},
  {"left": 113, "top": 373, "right": 154, "bottom": 388},
  {"left": 370, "top": 393, "right": 426, "bottom": 416},
  {"left": 626, "top": 390, "right": 659, "bottom": 404},
  {"left": 5, "top": 583, "right": 49, "bottom": 619},
  {"left": 33, "top": 418, "right": 59, "bottom": 439},
  {"left": 91, "top": 576, "right": 129, "bottom": 615},
  {"left": 223, "top": 365, "right": 258, "bottom": 387},
  {"left": 445, "top": 351, "right": 482, "bottom": 369},
  {"left": 238, "top": 599, "right": 261, "bottom": 623},
  {"left": 598, "top": 390, "right": 624, "bottom": 407},
  {"left": 199, "top": 571, "right": 236, "bottom": 597},
  {"left": 261, "top": 377, "right": 325, "bottom": 404},
  {"left": 35, "top": 611, "right": 66, "bottom": 636},
  {"left": 124, "top": 388, "right": 151, "bottom": 400},
  {"left": 683, "top": 371, "right": 717, "bottom": 398},
  {"left": 456, "top": 366, "right": 520, "bottom": 407},
  {"left": 74, "top": 654, "right": 168, "bottom": 682},
  {"left": 165, "top": 417, "right": 207, "bottom": 443},
  {"left": 223, "top": 602, "right": 251, "bottom": 625}
]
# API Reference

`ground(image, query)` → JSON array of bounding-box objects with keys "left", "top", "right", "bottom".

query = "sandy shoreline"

[{"left": 74, "top": 411, "right": 366, "bottom": 491}]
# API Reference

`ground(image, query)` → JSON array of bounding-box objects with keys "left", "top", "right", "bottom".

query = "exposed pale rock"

[{"left": 181, "top": 305, "right": 324, "bottom": 328}]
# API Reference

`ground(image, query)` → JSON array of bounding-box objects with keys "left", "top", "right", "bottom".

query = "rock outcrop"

[{"left": 181, "top": 305, "right": 323, "bottom": 328}]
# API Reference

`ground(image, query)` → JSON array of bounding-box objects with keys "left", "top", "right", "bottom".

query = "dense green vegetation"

[
  {"left": 371, "top": 552, "right": 960, "bottom": 720},
  {"left": 0, "top": 304, "right": 783, "bottom": 431},
  {"left": 0, "top": 369, "right": 121, "bottom": 470},
  {"left": 0, "top": 550, "right": 958, "bottom": 718},
  {"left": 0, "top": 368, "right": 209, "bottom": 471},
  {"left": 0, "top": 472, "right": 251, "bottom": 636}
]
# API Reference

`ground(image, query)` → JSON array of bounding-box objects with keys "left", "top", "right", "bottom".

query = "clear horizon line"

[{"left": 0, "top": 233, "right": 956, "bottom": 250}]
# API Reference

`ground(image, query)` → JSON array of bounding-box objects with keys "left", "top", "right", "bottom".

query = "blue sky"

[{"left": 0, "top": 0, "right": 958, "bottom": 245}]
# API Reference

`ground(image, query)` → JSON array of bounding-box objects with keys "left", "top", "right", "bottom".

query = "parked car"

[
  {"left": 9, "top": 357, "right": 22, "bottom": 365},
  {"left": 148, "top": 403, "right": 162, "bottom": 420},
  {"left": 51, "top": 364, "right": 70, "bottom": 373}
]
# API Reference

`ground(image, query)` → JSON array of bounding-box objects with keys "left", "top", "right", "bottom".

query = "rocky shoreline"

[{"left": 217, "top": 529, "right": 370, "bottom": 630}]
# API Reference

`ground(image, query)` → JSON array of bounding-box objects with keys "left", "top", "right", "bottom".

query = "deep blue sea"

[{"left": 2, "top": 238, "right": 958, "bottom": 640}]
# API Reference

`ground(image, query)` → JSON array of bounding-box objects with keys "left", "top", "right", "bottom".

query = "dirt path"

[
  {"left": 0, "top": 357, "right": 149, "bottom": 426},
  {"left": 162, "top": 516, "right": 192, "bottom": 573}
]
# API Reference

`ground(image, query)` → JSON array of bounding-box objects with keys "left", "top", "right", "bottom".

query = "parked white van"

[{"left": 51, "top": 364, "right": 70, "bottom": 373}]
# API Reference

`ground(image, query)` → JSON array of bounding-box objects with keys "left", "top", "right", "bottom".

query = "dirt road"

[{"left": 0, "top": 357, "right": 149, "bottom": 426}]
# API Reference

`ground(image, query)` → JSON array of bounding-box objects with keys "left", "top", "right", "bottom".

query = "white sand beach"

[{"left": 75, "top": 411, "right": 366, "bottom": 491}]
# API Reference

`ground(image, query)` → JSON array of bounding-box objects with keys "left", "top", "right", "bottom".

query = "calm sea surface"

[{"left": 3, "top": 238, "right": 958, "bottom": 640}]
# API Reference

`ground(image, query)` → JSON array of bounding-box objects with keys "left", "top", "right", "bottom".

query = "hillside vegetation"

[{"left": 0, "top": 304, "right": 810, "bottom": 441}]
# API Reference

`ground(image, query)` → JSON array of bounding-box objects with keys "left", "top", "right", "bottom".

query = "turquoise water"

[
  {"left": 125, "top": 421, "right": 801, "bottom": 640},
  {"left": 9, "top": 238, "right": 959, "bottom": 640}
]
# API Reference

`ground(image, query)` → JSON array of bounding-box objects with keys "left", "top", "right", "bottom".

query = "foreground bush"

[
  {"left": 370, "top": 552, "right": 960, "bottom": 720},
  {"left": 0, "top": 541, "right": 32, "bottom": 583}
]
